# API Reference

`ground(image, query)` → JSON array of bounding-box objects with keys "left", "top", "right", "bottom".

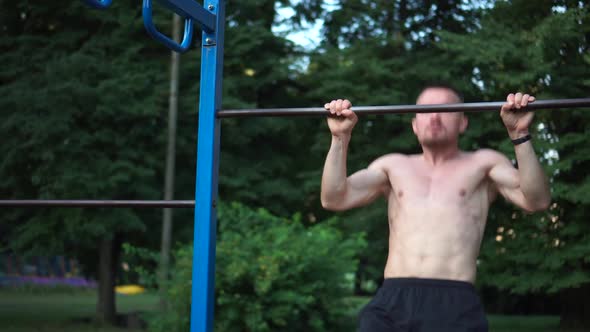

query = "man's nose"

[{"left": 429, "top": 112, "right": 442, "bottom": 122}]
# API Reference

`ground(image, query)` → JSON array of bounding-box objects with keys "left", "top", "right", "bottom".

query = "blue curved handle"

[
  {"left": 82, "top": 0, "right": 112, "bottom": 9},
  {"left": 143, "top": 0, "right": 194, "bottom": 53}
]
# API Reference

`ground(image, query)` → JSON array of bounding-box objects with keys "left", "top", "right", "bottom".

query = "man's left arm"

[{"left": 488, "top": 92, "right": 551, "bottom": 212}]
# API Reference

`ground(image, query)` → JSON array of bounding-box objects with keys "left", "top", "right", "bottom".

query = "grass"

[
  {"left": 0, "top": 288, "right": 158, "bottom": 332},
  {"left": 487, "top": 315, "right": 561, "bottom": 332},
  {"left": 343, "top": 296, "right": 571, "bottom": 332},
  {"left": 0, "top": 290, "right": 582, "bottom": 332}
]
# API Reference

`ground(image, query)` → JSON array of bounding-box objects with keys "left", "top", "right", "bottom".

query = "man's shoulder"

[
  {"left": 471, "top": 148, "right": 510, "bottom": 164},
  {"left": 372, "top": 153, "right": 412, "bottom": 164},
  {"left": 368, "top": 153, "right": 411, "bottom": 170}
]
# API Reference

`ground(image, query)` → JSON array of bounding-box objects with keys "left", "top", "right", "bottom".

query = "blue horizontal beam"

[
  {"left": 82, "top": 0, "right": 112, "bottom": 9},
  {"left": 157, "top": 0, "right": 216, "bottom": 33}
]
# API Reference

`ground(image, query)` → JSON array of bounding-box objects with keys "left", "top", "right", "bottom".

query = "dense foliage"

[
  {"left": 1, "top": 0, "right": 589, "bottom": 328},
  {"left": 146, "top": 202, "right": 365, "bottom": 332}
]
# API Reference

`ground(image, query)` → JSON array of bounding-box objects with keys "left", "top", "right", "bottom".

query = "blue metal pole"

[{"left": 191, "top": 1, "right": 224, "bottom": 332}]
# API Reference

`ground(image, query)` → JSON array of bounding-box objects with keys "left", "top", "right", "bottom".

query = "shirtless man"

[{"left": 320, "top": 86, "right": 551, "bottom": 332}]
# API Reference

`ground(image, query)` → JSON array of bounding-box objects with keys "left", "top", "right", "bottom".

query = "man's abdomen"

[{"left": 384, "top": 204, "right": 487, "bottom": 283}]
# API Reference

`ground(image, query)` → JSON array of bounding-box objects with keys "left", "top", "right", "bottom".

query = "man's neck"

[{"left": 421, "top": 144, "right": 461, "bottom": 166}]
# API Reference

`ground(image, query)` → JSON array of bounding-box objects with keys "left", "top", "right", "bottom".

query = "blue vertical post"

[{"left": 191, "top": 1, "right": 225, "bottom": 332}]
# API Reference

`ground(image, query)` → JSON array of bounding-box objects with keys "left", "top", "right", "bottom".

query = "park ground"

[{"left": 0, "top": 289, "right": 570, "bottom": 332}]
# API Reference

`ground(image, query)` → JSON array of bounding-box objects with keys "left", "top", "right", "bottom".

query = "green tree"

[
  {"left": 321, "top": 0, "right": 482, "bottom": 48},
  {"left": 0, "top": 0, "right": 169, "bottom": 323},
  {"left": 215, "top": 0, "right": 324, "bottom": 216}
]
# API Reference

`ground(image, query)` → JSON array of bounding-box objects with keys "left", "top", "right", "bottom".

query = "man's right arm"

[
  {"left": 320, "top": 98, "right": 389, "bottom": 211},
  {"left": 320, "top": 135, "right": 389, "bottom": 211}
]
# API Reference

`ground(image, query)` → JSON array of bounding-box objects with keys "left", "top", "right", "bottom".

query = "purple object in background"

[{"left": 0, "top": 275, "right": 97, "bottom": 288}]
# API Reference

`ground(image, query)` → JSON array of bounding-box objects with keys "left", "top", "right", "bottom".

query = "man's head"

[{"left": 412, "top": 85, "right": 468, "bottom": 148}]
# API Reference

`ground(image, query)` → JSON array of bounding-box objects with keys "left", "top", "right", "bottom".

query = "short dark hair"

[{"left": 417, "top": 82, "right": 464, "bottom": 103}]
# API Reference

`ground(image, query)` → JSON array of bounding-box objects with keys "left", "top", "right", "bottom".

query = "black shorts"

[{"left": 358, "top": 278, "right": 488, "bottom": 332}]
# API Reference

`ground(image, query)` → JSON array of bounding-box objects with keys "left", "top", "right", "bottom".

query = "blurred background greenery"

[{"left": 1, "top": 0, "right": 589, "bottom": 331}]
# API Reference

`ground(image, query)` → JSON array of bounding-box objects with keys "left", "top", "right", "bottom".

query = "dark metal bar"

[
  {"left": 0, "top": 200, "right": 194, "bottom": 208},
  {"left": 217, "top": 98, "right": 590, "bottom": 118},
  {"left": 4, "top": 97, "right": 589, "bottom": 210}
]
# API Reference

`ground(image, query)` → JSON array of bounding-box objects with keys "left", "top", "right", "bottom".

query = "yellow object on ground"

[{"left": 115, "top": 284, "right": 146, "bottom": 295}]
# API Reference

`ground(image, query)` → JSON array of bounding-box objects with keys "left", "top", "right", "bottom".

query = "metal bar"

[
  {"left": 82, "top": 0, "right": 113, "bottom": 9},
  {"left": 143, "top": 0, "right": 194, "bottom": 53},
  {"left": 218, "top": 98, "right": 590, "bottom": 118},
  {"left": 190, "top": 1, "right": 224, "bottom": 332},
  {"left": 0, "top": 200, "right": 194, "bottom": 208},
  {"left": 157, "top": 0, "right": 216, "bottom": 33}
]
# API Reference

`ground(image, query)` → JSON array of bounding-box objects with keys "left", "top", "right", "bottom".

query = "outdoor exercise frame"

[{"left": 2, "top": 1, "right": 590, "bottom": 332}]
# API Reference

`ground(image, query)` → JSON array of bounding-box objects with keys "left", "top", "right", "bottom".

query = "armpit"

[{"left": 486, "top": 179, "right": 499, "bottom": 204}]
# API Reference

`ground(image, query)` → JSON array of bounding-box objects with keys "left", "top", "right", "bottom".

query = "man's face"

[{"left": 412, "top": 88, "right": 468, "bottom": 148}]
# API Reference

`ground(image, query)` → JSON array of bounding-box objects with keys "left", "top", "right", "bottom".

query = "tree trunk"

[
  {"left": 354, "top": 266, "right": 363, "bottom": 296},
  {"left": 560, "top": 284, "right": 590, "bottom": 330},
  {"left": 354, "top": 257, "right": 367, "bottom": 296},
  {"left": 159, "top": 12, "right": 181, "bottom": 310},
  {"left": 96, "top": 235, "right": 120, "bottom": 325}
]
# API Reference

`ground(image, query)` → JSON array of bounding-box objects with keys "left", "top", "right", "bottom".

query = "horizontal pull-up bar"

[
  {"left": 218, "top": 98, "right": 590, "bottom": 118},
  {"left": 0, "top": 200, "right": 194, "bottom": 208}
]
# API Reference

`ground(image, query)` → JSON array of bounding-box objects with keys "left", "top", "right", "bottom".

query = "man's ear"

[
  {"left": 459, "top": 115, "right": 468, "bottom": 133},
  {"left": 412, "top": 117, "right": 418, "bottom": 135}
]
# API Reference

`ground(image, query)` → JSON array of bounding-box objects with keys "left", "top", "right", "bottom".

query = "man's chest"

[{"left": 386, "top": 158, "right": 491, "bottom": 204}]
